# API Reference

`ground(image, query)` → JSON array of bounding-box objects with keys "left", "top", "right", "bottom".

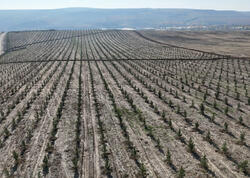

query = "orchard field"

[{"left": 0, "top": 30, "right": 249, "bottom": 178}]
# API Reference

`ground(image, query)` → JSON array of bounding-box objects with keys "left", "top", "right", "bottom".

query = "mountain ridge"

[{"left": 1, "top": 8, "right": 250, "bottom": 31}]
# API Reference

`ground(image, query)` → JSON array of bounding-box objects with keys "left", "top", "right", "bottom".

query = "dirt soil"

[
  {"left": 139, "top": 30, "right": 250, "bottom": 57},
  {"left": 0, "top": 30, "right": 249, "bottom": 178}
]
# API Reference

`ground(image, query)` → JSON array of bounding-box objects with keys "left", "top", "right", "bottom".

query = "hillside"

[{"left": 1, "top": 8, "right": 250, "bottom": 31}]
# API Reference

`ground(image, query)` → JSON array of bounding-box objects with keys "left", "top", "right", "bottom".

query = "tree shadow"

[{"left": 191, "top": 151, "right": 201, "bottom": 161}]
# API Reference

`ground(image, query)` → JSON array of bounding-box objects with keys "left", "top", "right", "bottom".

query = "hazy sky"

[{"left": 1, "top": 0, "right": 250, "bottom": 11}]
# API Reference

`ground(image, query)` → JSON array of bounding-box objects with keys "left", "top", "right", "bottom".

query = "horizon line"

[{"left": 0, "top": 7, "right": 249, "bottom": 12}]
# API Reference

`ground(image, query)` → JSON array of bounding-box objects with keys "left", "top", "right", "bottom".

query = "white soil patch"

[{"left": 0, "top": 32, "right": 6, "bottom": 55}]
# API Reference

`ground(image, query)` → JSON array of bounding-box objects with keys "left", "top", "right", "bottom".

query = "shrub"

[
  {"left": 169, "top": 100, "right": 173, "bottom": 108},
  {"left": 237, "top": 103, "right": 240, "bottom": 110},
  {"left": 203, "top": 93, "right": 207, "bottom": 101},
  {"left": 215, "top": 91, "right": 219, "bottom": 99},
  {"left": 236, "top": 92, "right": 240, "bottom": 100},
  {"left": 224, "top": 122, "right": 228, "bottom": 132},
  {"left": 12, "top": 151, "right": 19, "bottom": 165},
  {"left": 239, "top": 116, "right": 243, "bottom": 125},
  {"left": 177, "top": 167, "right": 185, "bottom": 178},
  {"left": 183, "top": 96, "right": 186, "bottom": 102},
  {"left": 213, "top": 100, "right": 217, "bottom": 109},
  {"left": 240, "top": 132, "right": 245, "bottom": 144},
  {"left": 177, "top": 105, "right": 180, "bottom": 114},
  {"left": 104, "top": 161, "right": 112, "bottom": 176},
  {"left": 162, "top": 111, "right": 166, "bottom": 120},
  {"left": 0, "top": 140, "right": 3, "bottom": 148},
  {"left": 3, "top": 167, "right": 10, "bottom": 177},
  {"left": 211, "top": 113, "right": 215, "bottom": 122},
  {"left": 154, "top": 106, "right": 160, "bottom": 115},
  {"left": 183, "top": 110, "right": 187, "bottom": 118},
  {"left": 238, "top": 160, "right": 248, "bottom": 174},
  {"left": 165, "top": 149, "right": 172, "bottom": 164},
  {"left": 0, "top": 110, "right": 4, "bottom": 119},
  {"left": 198, "top": 86, "right": 201, "bottom": 92},
  {"left": 181, "top": 85, "right": 185, "bottom": 91},
  {"left": 224, "top": 106, "right": 229, "bottom": 115},
  {"left": 200, "top": 155, "right": 208, "bottom": 170},
  {"left": 175, "top": 91, "right": 179, "bottom": 98},
  {"left": 21, "top": 140, "right": 26, "bottom": 156},
  {"left": 42, "top": 155, "right": 49, "bottom": 175},
  {"left": 177, "top": 129, "right": 182, "bottom": 138},
  {"left": 205, "top": 130, "right": 211, "bottom": 141},
  {"left": 168, "top": 119, "right": 172, "bottom": 129},
  {"left": 4, "top": 127, "right": 10, "bottom": 140},
  {"left": 224, "top": 97, "right": 228, "bottom": 105},
  {"left": 72, "top": 156, "right": 78, "bottom": 172},
  {"left": 11, "top": 118, "right": 16, "bottom": 131},
  {"left": 17, "top": 111, "right": 22, "bottom": 123},
  {"left": 156, "top": 138, "right": 162, "bottom": 151},
  {"left": 221, "top": 142, "right": 228, "bottom": 155},
  {"left": 158, "top": 90, "right": 162, "bottom": 99},
  {"left": 188, "top": 138, "right": 195, "bottom": 153},
  {"left": 200, "top": 103, "right": 205, "bottom": 115},
  {"left": 139, "top": 163, "right": 147, "bottom": 178},
  {"left": 150, "top": 101, "right": 154, "bottom": 108},
  {"left": 195, "top": 122, "right": 199, "bottom": 131}
]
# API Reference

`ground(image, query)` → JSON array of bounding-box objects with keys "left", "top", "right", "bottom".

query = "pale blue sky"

[{"left": 1, "top": 0, "right": 250, "bottom": 11}]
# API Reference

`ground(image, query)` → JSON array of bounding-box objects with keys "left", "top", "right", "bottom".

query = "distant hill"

[{"left": 1, "top": 8, "right": 250, "bottom": 31}]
